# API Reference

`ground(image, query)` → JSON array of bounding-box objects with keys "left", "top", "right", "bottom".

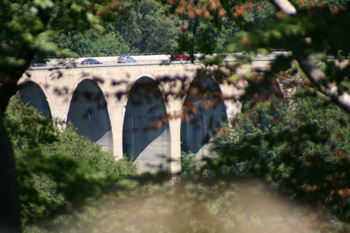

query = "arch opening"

[
  {"left": 123, "top": 77, "right": 170, "bottom": 173},
  {"left": 18, "top": 81, "right": 52, "bottom": 118},
  {"left": 181, "top": 75, "right": 227, "bottom": 156},
  {"left": 67, "top": 80, "right": 112, "bottom": 152}
]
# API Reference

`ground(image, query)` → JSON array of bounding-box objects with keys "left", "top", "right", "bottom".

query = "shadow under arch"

[
  {"left": 18, "top": 81, "right": 52, "bottom": 118},
  {"left": 181, "top": 74, "right": 227, "bottom": 155},
  {"left": 67, "top": 79, "right": 112, "bottom": 152},
  {"left": 123, "top": 77, "right": 171, "bottom": 173}
]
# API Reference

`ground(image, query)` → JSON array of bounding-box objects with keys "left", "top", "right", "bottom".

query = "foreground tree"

[
  {"left": 207, "top": 70, "right": 350, "bottom": 225},
  {"left": 243, "top": 0, "right": 350, "bottom": 113},
  {"left": 0, "top": 0, "right": 128, "bottom": 231},
  {"left": 164, "top": 0, "right": 350, "bottom": 225},
  {"left": 4, "top": 96, "right": 136, "bottom": 231}
]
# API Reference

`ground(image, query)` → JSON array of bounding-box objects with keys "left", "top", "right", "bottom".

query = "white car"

[{"left": 117, "top": 56, "right": 137, "bottom": 63}]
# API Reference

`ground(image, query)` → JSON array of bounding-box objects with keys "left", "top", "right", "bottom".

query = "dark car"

[
  {"left": 81, "top": 58, "right": 103, "bottom": 65},
  {"left": 117, "top": 56, "right": 136, "bottom": 63},
  {"left": 171, "top": 53, "right": 191, "bottom": 61},
  {"left": 31, "top": 60, "right": 47, "bottom": 67}
]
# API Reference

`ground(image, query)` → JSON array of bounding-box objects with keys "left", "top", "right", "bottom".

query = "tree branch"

[
  {"left": 269, "top": 0, "right": 297, "bottom": 15},
  {"left": 0, "top": 5, "right": 53, "bottom": 233},
  {"left": 268, "top": 0, "right": 350, "bottom": 114}
]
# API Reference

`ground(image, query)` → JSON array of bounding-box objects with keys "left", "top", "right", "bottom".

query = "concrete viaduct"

[{"left": 19, "top": 60, "right": 245, "bottom": 174}]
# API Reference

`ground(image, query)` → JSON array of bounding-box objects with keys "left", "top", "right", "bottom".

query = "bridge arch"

[
  {"left": 181, "top": 74, "right": 227, "bottom": 158},
  {"left": 67, "top": 79, "right": 113, "bottom": 152},
  {"left": 123, "top": 76, "right": 171, "bottom": 173},
  {"left": 18, "top": 81, "right": 52, "bottom": 118},
  {"left": 24, "top": 64, "right": 244, "bottom": 174}
]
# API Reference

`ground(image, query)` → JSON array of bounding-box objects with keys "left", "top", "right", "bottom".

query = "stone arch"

[
  {"left": 181, "top": 74, "right": 227, "bottom": 157},
  {"left": 123, "top": 76, "right": 171, "bottom": 173},
  {"left": 18, "top": 81, "right": 52, "bottom": 118},
  {"left": 67, "top": 79, "right": 113, "bottom": 152}
]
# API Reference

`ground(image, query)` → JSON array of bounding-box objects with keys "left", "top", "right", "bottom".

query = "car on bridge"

[
  {"left": 117, "top": 56, "right": 137, "bottom": 63},
  {"left": 31, "top": 59, "right": 47, "bottom": 67},
  {"left": 171, "top": 53, "right": 191, "bottom": 61},
  {"left": 81, "top": 58, "right": 103, "bottom": 65}
]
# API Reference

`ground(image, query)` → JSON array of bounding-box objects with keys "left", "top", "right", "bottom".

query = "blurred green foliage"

[
  {"left": 181, "top": 151, "right": 198, "bottom": 178},
  {"left": 203, "top": 65, "right": 350, "bottom": 227},
  {"left": 4, "top": 95, "right": 137, "bottom": 231}
]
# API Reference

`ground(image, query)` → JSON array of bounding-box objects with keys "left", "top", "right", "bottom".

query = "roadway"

[{"left": 29, "top": 52, "right": 288, "bottom": 70}]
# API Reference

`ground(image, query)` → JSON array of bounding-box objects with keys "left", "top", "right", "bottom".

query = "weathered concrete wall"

[
  {"left": 123, "top": 77, "right": 171, "bottom": 172},
  {"left": 19, "top": 63, "right": 242, "bottom": 174},
  {"left": 67, "top": 79, "right": 113, "bottom": 152},
  {"left": 181, "top": 75, "right": 228, "bottom": 159},
  {"left": 19, "top": 82, "right": 52, "bottom": 118}
]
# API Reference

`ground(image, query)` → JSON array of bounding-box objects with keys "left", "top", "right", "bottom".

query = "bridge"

[{"left": 19, "top": 57, "right": 261, "bottom": 174}]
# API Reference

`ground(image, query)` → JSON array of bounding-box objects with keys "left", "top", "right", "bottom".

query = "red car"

[{"left": 171, "top": 53, "right": 191, "bottom": 61}]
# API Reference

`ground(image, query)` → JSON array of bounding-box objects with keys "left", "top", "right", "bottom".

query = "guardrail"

[
  {"left": 35, "top": 50, "right": 291, "bottom": 69},
  {"left": 43, "top": 49, "right": 289, "bottom": 59}
]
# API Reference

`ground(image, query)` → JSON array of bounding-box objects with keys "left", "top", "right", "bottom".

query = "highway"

[{"left": 29, "top": 52, "right": 288, "bottom": 70}]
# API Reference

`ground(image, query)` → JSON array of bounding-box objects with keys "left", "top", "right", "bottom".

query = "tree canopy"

[{"left": 0, "top": 0, "right": 126, "bottom": 232}]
